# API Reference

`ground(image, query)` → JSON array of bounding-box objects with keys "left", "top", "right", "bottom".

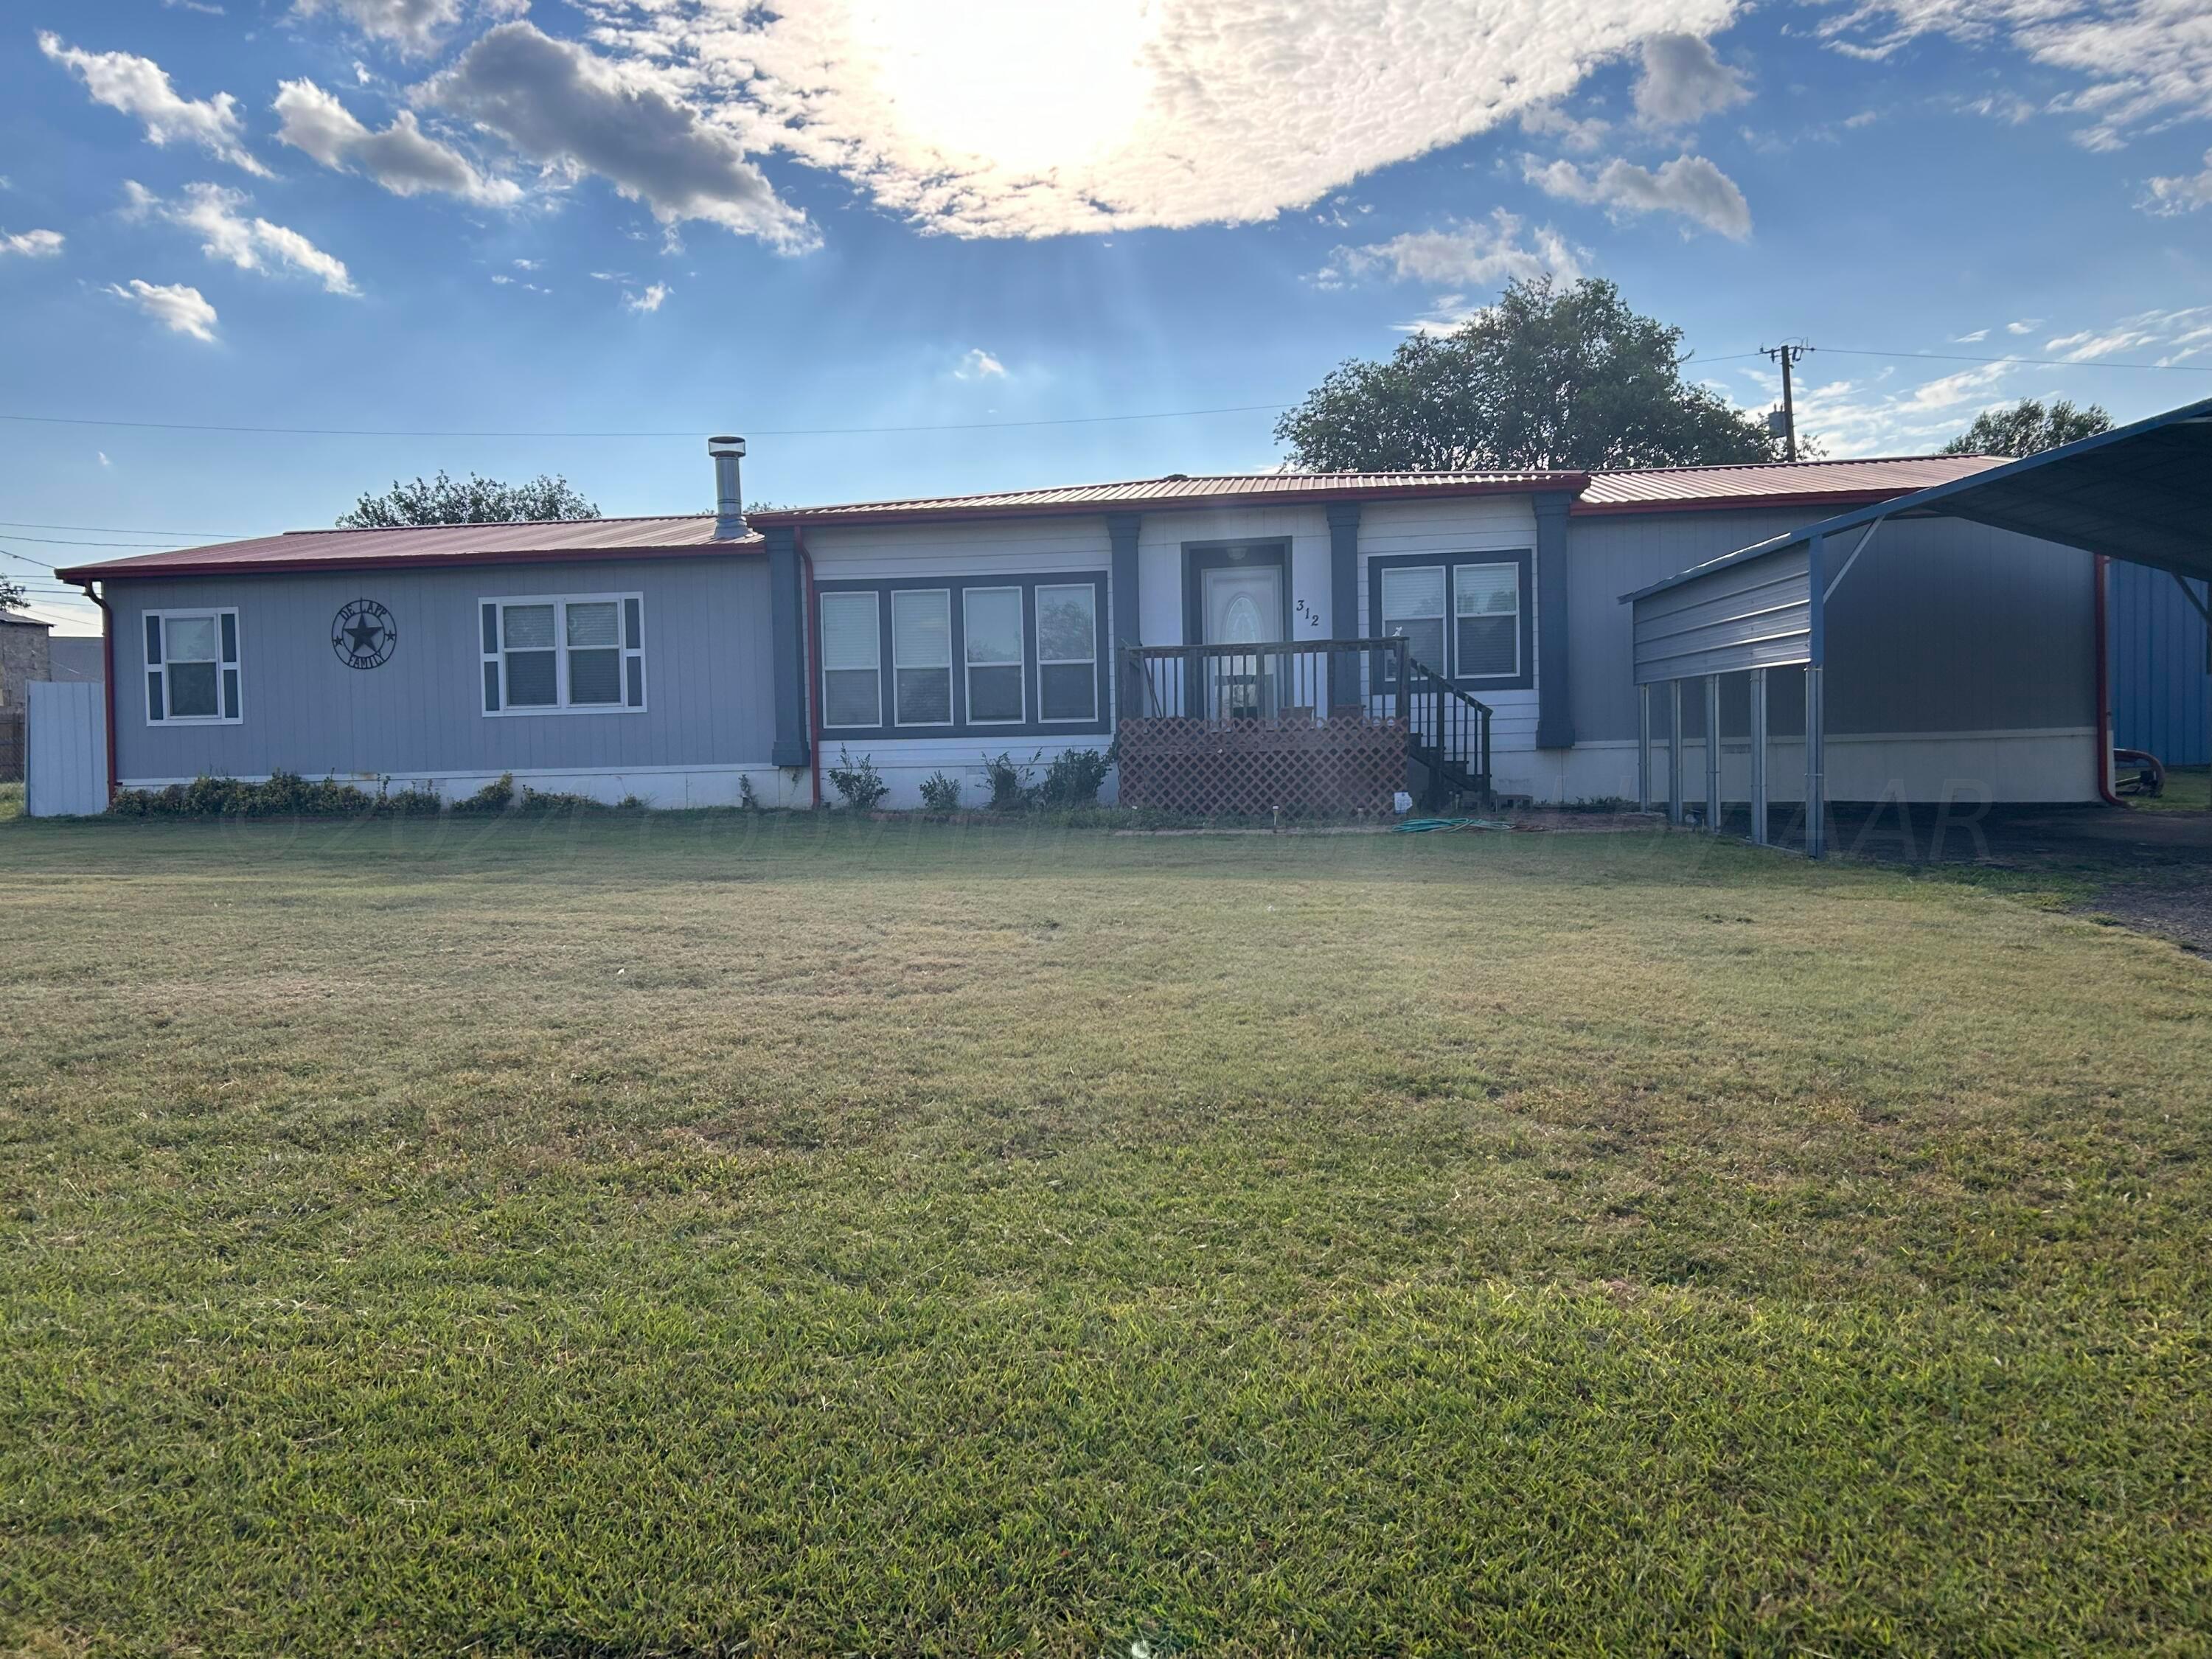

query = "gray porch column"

[
  {"left": 1534, "top": 490, "right": 1574, "bottom": 749},
  {"left": 765, "top": 524, "right": 809, "bottom": 768},
  {"left": 1326, "top": 501, "right": 1361, "bottom": 710},
  {"left": 1107, "top": 512, "right": 1142, "bottom": 723}
]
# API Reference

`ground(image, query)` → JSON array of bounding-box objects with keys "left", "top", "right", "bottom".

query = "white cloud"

[
  {"left": 570, "top": 0, "right": 1742, "bottom": 238},
  {"left": 624, "top": 280, "right": 670, "bottom": 311},
  {"left": 954, "top": 347, "right": 1008, "bottom": 380},
  {"left": 513, "top": 257, "right": 540, "bottom": 268},
  {"left": 1633, "top": 33, "right": 1750, "bottom": 126},
  {"left": 417, "top": 23, "right": 813, "bottom": 248},
  {"left": 1317, "top": 207, "right": 1582, "bottom": 292},
  {"left": 38, "top": 34, "right": 268, "bottom": 175},
  {"left": 97, "top": 451, "right": 113, "bottom": 467},
  {"left": 1818, "top": 0, "right": 2212, "bottom": 149},
  {"left": 274, "top": 79, "right": 523, "bottom": 206},
  {"left": 1518, "top": 102, "right": 1610, "bottom": 153},
  {"left": 107, "top": 278, "right": 219, "bottom": 341},
  {"left": 2006, "top": 318, "right": 2042, "bottom": 333},
  {"left": 1, "top": 229, "right": 64, "bottom": 258},
  {"left": 1523, "top": 152, "right": 1753, "bottom": 237},
  {"left": 127, "top": 181, "right": 360, "bottom": 296},
  {"left": 1950, "top": 327, "right": 1989, "bottom": 342},
  {"left": 291, "top": 0, "right": 502, "bottom": 57},
  {"left": 2144, "top": 148, "right": 2212, "bottom": 212}
]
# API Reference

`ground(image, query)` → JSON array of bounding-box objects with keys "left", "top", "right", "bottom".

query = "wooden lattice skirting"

[{"left": 1116, "top": 715, "right": 1408, "bottom": 815}]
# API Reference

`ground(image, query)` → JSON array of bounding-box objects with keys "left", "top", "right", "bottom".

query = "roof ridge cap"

[{"left": 284, "top": 512, "right": 713, "bottom": 537}]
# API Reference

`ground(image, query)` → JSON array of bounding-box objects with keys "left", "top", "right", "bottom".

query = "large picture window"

[
  {"left": 481, "top": 594, "right": 644, "bottom": 714},
  {"left": 145, "top": 608, "right": 241, "bottom": 725},
  {"left": 814, "top": 572, "right": 1108, "bottom": 737},
  {"left": 820, "top": 591, "right": 883, "bottom": 728},
  {"left": 1367, "top": 552, "right": 1534, "bottom": 690}
]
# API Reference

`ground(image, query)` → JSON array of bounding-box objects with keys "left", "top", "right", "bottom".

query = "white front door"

[{"left": 1201, "top": 564, "right": 1282, "bottom": 719}]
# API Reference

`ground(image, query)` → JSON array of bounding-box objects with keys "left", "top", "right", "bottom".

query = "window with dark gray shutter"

[
  {"left": 144, "top": 608, "right": 242, "bottom": 726},
  {"left": 480, "top": 593, "right": 647, "bottom": 715}
]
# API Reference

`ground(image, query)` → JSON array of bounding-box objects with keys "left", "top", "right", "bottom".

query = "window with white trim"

[
  {"left": 1371, "top": 555, "right": 1530, "bottom": 687},
  {"left": 145, "top": 608, "right": 241, "bottom": 724},
  {"left": 1453, "top": 563, "right": 1520, "bottom": 678},
  {"left": 1379, "top": 567, "right": 1447, "bottom": 678},
  {"left": 963, "top": 586, "right": 1024, "bottom": 724},
  {"left": 891, "top": 588, "right": 953, "bottom": 726},
  {"left": 1036, "top": 584, "right": 1097, "bottom": 722},
  {"left": 480, "top": 594, "right": 644, "bottom": 714},
  {"left": 819, "top": 590, "right": 881, "bottom": 728}
]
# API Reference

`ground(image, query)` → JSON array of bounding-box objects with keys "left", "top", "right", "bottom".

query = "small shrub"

[
  {"left": 1040, "top": 748, "right": 1110, "bottom": 808},
  {"left": 918, "top": 771, "right": 962, "bottom": 813},
  {"left": 827, "top": 748, "right": 889, "bottom": 811},
  {"left": 738, "top": 774, "right": 760, "bottom": 811},
  {"left": 454, "top": 773, "right": 515, "bottom": 814},
  {"left": 981, "top": 751, "right": 1038, "bottom": 812}
]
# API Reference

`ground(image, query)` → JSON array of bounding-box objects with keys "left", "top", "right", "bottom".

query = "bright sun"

[{"left": 840, "top": 0, "right": 1158, "bottom": 176}]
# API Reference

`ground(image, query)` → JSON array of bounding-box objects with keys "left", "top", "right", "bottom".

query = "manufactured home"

[{"left": 55, "top": 422, "right": 2183, "bottom": 820}]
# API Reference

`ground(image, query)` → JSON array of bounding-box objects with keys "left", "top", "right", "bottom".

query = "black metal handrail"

[
  {"left": 1402, "top": 658, "right": 1493, "bottom": 806},
  {"left": 1123, "top": 638, "right": 1409, "bottom": 725}
]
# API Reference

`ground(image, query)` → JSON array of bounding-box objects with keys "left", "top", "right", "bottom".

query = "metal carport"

[{"left": 1622, "top": 395, "right": 2212, "bottom": 856}]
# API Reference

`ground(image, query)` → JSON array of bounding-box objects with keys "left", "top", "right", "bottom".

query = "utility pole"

[{"left": 1761, "top": 341, "right": 1812, "bottom": 462}]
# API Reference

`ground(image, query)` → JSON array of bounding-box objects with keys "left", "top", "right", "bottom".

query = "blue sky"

[{"left": 4, "top": 0, "right": 2209, "bottom": 632}]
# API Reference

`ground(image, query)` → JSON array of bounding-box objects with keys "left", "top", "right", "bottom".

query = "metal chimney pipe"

[{"left": 709, "top": 435, "right": 746, "bottom": 538}]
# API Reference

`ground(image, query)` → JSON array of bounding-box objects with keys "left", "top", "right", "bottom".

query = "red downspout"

[
  {"left": 800, "top": 535, "right": 822, "bottom": 809},
  {"left": 70, "top": 578, "right": 119, "bottom": 805},
  {"left": 2093, "top": 554, "right": 2123, "bottom": 807}
]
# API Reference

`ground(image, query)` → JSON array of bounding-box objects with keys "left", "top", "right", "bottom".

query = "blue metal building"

[{"left": 2110, "top": 560, "right": 2210, "bottom": 768}]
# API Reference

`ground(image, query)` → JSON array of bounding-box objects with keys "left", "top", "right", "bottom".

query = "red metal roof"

[
  {"left": 59, "top": 456, "right": 2017, "bottom": 582},
  {"left": 56, "top": 515, "right": 757, "bottom": 581},
  {"left": 1574, "top": 454, "right": 2006, "bottom": 514},
  {"left": 745, "top": 470, "right": 1590, "bottom": 528}
]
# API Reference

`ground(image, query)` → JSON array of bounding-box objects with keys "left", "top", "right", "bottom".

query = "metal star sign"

[{"left": 332, "top": 599, "right": 397, "bottom": 670}]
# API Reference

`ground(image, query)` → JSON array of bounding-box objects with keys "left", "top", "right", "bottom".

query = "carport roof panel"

[{"left": 1622, "top": 395, "right": 2212, "bottom": 603}]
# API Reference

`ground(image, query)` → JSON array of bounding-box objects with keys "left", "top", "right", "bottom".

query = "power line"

[
  {"left": 0, "top": 533, "right": 190, "bottom": 548},
  {"left": 1818, "top": 346, "right": 2212, "bottom": 373},
  {"left": 1, "top": 549, "right": 62, "bottom": 571},
  {"left": 0, "top": 518, "right": 250, "bottom": 538},
  {"left": 0, "top": 402, "right": 1295, "bottom": 442}
]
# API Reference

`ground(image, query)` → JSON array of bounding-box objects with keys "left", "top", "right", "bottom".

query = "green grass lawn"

[
  {"left": 2140, "top": 764, "right": 2211, "bottom": 813},
  {"left": 4, "top": 813, "right": 2210, "bottom": 1655}
]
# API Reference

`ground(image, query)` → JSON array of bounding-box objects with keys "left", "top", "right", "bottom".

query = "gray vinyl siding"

[
  {"left": 1582, "top": 509, "right": 2095, "bottom": 742},
  {"left": 110, "top": 556, "right": 774, "bottom": 784}
]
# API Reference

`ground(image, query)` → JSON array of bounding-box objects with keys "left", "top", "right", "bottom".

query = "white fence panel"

[{"left": 27, "top": 680, "right": 108, "bottom": 817}]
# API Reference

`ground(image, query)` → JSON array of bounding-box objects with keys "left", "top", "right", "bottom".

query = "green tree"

[
  {"left": 0, "top": 575, "right": 24, "bottom": 613},
  {"left": 1941, "top": 397, "right": 2112, "bottom": 459},
  {"left": 338, "top": 471, "right": 600, "bottom": 528},
  {"left": 1275, "top": 277, "right": 1784, "bottom": 473}
]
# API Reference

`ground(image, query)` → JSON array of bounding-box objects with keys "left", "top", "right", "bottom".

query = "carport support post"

[
  {"left": 1638, "top": 684, "right": 1653, "bottom": 811},
  {"left": 1748, "top": 668, "right": 1769, "bottom": 846},
  {"left": 1806, "top": 531, "right": 1827, "bottom": 860},
  {"left": 1667, "top": 680, "right": 1685, "bottom": 826},
  {"left": 1703, "top": 674, "right": 1722, "bottom": 833}
]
